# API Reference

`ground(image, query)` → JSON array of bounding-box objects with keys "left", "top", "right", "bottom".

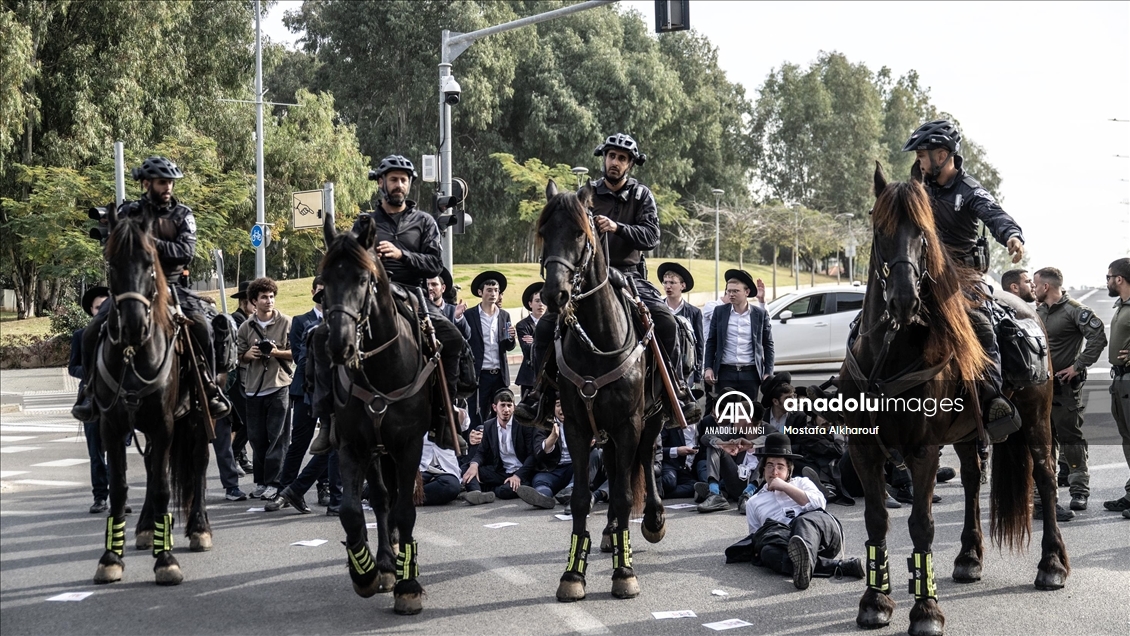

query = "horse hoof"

[
  {"left": 155, "top": 564, "right": 183, "bottom": 586},
  {"left": 393, "top": 593, "right": 423, "bottom": 615},
  {"left": 952, "top": 563, "right": 982, "bottom": 583},
  {"left": 909, "top": 618, "right": 945, "bottom": 636},
  {"left": 556, "top": 580, "right": 586, "bottom": 602},
  {"left": 136, "top": 530, "right": 153, "bottom": 551},
  {"left": 189, "top": 532, "right": 212, "bottom": 552},
  {"left": 611, "top": 576, "right": 640, "bottom": 599},
  {"left": 1035, "top": 570, "right": 1066, "bottom": 591},
  {"left": 640, "top": 522, "right": 666, "bottom": 544},
  {"left": 600, "top": 534, "right": 613, "bottom": 553},
  {"left": 377, "top": 571, "right": 396, "bottom": 593},
  {"left": 93, "top": 563, "right": 123, "bottom": 584},
  {"left": 856, "top": 608, "right": 891, "bottom": 629}
]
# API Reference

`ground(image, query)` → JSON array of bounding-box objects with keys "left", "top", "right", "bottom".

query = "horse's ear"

[
  {"left": 578, "top": 181, "right": 593, "bottom": 209},
  {"left": 323, "top": 209, "right": 337, "bottom": 248},
  {"left": 873, "top": 161, "right": 888, "bottom": 198},
  {"left": 107, "top": 201, "right": 119, "bottom": 227},
  {"left": 546, "top": 179, "right": 558, "bottom": 202},
  {"left": 355, "top": 214, "right": 376, "bottom": 250},
  {"left": 909, "top": 159, "right": 924, "bottom": 184}
]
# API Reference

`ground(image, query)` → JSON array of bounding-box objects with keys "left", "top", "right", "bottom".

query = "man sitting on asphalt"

[
  {"left": 694, "top": 390, "right": 765, "bottom": 514},
  {"left": 516, "top": 399, "right": 576, "bottom": 510},
  {"left": 728, "top": 432, "right": 863, "bottom": 590},
  {"left": 460, "top": 389, "right": 537, "bottom": 504}
]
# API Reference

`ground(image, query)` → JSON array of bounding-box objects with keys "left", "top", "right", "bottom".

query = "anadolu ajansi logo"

[{"left": 713, "top": 390, "right": 757, "bottom": 425}]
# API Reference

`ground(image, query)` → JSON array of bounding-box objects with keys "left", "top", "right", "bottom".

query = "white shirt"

[
  {"left": 496, "top": 417, "right": 522, "bottom": 474},
  {"left": 480, "top": 306, "right": 500, "bottom": 370},
  {"left": 419, "top": 434, "right": 460, "bottom": 478},
  {"left": 722, "top": 304, "right": 754, "bottom": 365},
  {"left": 745, "top": 476, "right": 826, "bottom": 534},
  {"left": 669, "top": 426, "right": 698, "bottom": 469},
  {"left": 546, "top": 418, "right": 572, "bottom": 465}
]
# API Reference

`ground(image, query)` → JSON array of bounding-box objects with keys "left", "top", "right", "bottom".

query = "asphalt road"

[{"left": 2, "top": 404, "right": 1128, "bottom": 636}]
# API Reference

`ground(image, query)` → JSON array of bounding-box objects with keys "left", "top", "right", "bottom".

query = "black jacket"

[
  {"left": 351, "top": 202, "right": 442, "bottom": 288},
  {"left": 472, "top": 417, "right": 538, "bottom": 482},
  {"left": 704, "top": 303, "right": 774, "bottom": 379},
  {"left": 288, "top": 308, "right": 320, "bottom": 397},
  {"left": 515, "top": 315, "right": 539, "bottom": 388},
  {"left": 922, "top": 155, "right": 1024, "bottom": 256},
  {"left": 672, "top": 300, "right": 705, "bottom": 384},
  {"left": 120, "top": 196, "right": 196, "bottom": 280},
  {"left": 589, "top": 177, "right": 660, "bottom": 277}
]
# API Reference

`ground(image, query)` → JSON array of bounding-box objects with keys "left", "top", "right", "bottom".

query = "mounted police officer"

[
  {"left": 308, "top": 154, "right": 475, "bottom": 454},
  {"left": 72, "top": 156, "right": 231, "bottom": 422},
  {"left": 515, "top": 133, "right": 699, "bottom": 427},
  {"left": 903, "top": 120, "right": 1026, "bottom": 439}
]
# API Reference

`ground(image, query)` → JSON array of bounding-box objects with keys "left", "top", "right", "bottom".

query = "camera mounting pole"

[{"left": 437, "top": 0, "right": 616, "bottom": 272}]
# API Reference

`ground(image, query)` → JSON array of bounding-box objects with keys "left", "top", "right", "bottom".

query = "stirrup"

[
  {"left": 514, "top": 391, "right": 553, "bottom": 430},
  {"left": 984, "top": 396, "right": 1021, "bottom": 443}
]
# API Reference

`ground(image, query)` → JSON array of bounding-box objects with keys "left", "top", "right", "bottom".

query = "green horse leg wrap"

[
  {"left": 611, "top": 529, "right": 632, "bottom": 570},
  {"left": 346, "top": 542, "right": 375, "bottom": 577},
  {"left": 865, "top": 541, "right": 891, "bottom": 594},
  {"left": 907, "top": 550, "right": 938, "bottom": 601},
  {"left": 396, "top": 540, "right": 419, "bottom": 581},
  {"left": 105, "top": 517, "right": 126, "bottom": 557},
  {"left": 152, "top": 513, "right": 174, "bottom": 556},
  {"left": 565, "top": 532, "right": 592, "bottom": 575}
]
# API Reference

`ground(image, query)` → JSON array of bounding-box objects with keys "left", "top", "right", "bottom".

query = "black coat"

[
  {"left": 704, "top": 303, "right": 774, "bottom": 380},
  {"left": 350, "top": 202, "right": 442, "bottom": 288},
  {"left": 923, "top": 154, "right": 1024, "bottom": 256},
  {"left": 288, "top": 308, "right": 320, "bottom": 397},
  {"left": 672, "top": 300, "right": 705, "bottom": 384},
  {"left": 515, "top": 315, "right": 539, "bottom": 388},
  {"left": 472, "top": 417, "right": 538, "bottom": 482},
  {"left": 464, "top": 305, "right": 516, "bottom": 385}
]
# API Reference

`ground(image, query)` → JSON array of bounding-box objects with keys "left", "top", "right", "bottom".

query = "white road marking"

[
  {"left": 1, "top": 425, "right": 79, "bottom": 433},
  {"left": 11, "top": 479, "right": 83, "bottom": 487},
  {"left": 482, "top": 560, "right": 610, "bottom": 635},
  {"left": 0, "top": 436, "right": 36, "bottom": 442},
  {"left": 32, "top": 458, "right": 89, "bottom": 467},
  {"left": 0, "top": 471, "right": 29, "bottom": 478},
  {"left": 51, "top": 436, "right": 87, "bottom": 443},
  {"left": 0, "top": 446, "right": 42, "bottom": 453},
  {"left": 1089, "top": 462, "right": 1128, "bottom": 471}
]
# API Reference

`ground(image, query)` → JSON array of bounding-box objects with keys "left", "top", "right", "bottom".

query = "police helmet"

[
  {"left": 902, "top": 120, "right": 962, "bottom": 154},
  {"left": 368, "top": 155, "right": 419, "bottom": 183},
  {"left": 593, "top": 133, "right": 647, "bottom": 166},
  {"left": 131, "top": 156, "right": 184, "bottom": 181}
]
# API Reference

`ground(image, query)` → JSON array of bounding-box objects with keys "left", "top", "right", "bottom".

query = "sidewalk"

[{"left": 0, "top": 367, "right": 76, "bottom": 413}]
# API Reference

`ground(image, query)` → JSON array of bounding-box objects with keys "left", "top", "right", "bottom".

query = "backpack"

[
  {"left": 673, "top": 314, "right": 697, "bottom": 379},
  {"left": 996, "top": 306, "right": 1050, "bottom": 389}
]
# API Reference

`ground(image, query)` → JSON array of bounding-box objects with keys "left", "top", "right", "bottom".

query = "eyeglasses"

[
  {"left": 1108, "top": 275, "right": 1123, "bottom": 281},
  {"left": 725, "top": 289, "right": 744, "bottom": 295}
]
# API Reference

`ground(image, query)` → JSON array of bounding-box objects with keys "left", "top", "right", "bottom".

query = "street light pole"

[
  {"left": 254, "top": 0, "right": 265, "bottom": 278},
  {"left": 712, "top": 188, "right": 724, "bottom": 297},
  {"left": 572, "top": 166, "right": 589, "bottom": 190},
  {"left": 794, "top": 206, "right": 800, "bottom": 290}
]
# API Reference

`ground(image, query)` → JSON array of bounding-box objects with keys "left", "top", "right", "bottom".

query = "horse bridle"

[
  {"left": 541, "top": 207, "right": 611, "bottom": 305},
  {"left": 870, "top": 230, "right": 931, "bottom": 309},
  {"left": 107, "top": 270, "right": 159, "bottom": 349},
  {"left": 324, "top": 278, "right": 390, "bottom": 369}
]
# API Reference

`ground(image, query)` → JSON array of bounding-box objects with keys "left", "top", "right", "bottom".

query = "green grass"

[{"left": 0, "top": 259, "right": 838, "bottom": 343}]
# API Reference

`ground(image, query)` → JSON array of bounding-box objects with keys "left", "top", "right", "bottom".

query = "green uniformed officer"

[
  {"left": 1033, "top": 267, "right": 1108, "bottom": 511},
  {"left": 1101, "top": 258, "right": 1130, "bottom": 517}
]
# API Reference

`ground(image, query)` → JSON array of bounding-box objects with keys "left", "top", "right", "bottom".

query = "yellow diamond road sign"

[{"left": 292, "top": 190, "right": 323, "bottom": 230}]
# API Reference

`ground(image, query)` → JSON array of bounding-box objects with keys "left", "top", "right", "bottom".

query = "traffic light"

[
  {"left": 88, "top": 205, "right": 111, "bottom": 242},
  {"left": 655, "top": 0, "right": 690, "bottom": 33},
  {"left": 433, "top": 178, "right": 472, "bottom": 234}
]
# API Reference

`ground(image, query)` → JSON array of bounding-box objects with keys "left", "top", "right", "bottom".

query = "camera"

[
  {"left": 441, "top": 75, "right": 461, "bottom": 105},
  {"left": 257, "top": 339, "right": 275, "bottom": 357}
]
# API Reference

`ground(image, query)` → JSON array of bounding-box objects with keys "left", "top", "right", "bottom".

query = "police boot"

[
  {"left": 71, "top": 384, "right": 95, "bottom": 422},
  {"left": 514, "top": 384, "right": 556, "bottom": 431},
  {"left": 203, "top": 377, "right": 231, "bottom": 421},
  {"left": 670, "top": 372, "right": 702, "bottom": 428},
  {"left": 309, "top": 416, "right": 334, "bottom": 456}
]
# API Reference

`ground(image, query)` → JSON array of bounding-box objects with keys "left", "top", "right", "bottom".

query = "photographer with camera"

[{"left": 236, "top": 277, "right": 293, "bottom": 500}]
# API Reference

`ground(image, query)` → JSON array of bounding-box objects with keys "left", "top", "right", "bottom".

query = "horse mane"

[
  {"left": 535, "top": 190, "right": 595, "bottom": 248},
  {"left": 872, "top": 180, "right": 988, "bottom": 383},
  {"left": 320, "top": 230, "right": 390, "bottom": 292},
  {"left": 105, "top": 217, "right": 173, "bottom": 335}
]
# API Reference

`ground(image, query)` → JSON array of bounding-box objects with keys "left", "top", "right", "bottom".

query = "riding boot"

[
  {"left": 72, "top": 306, "right": 110, "bottom": 422},
  {"left": 310, "top": 415, "right": 335, "bottom": 456},
  {"left": 970, "top": 304, "right": 1021, "bottom": 441},
  {"left": 188, "top": 313, "right": 230, "bottom": 421}
]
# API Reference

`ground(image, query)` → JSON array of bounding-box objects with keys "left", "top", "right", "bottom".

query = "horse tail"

[
  {"left": 168, "top": 414, "right": 199, "bottom": 523},
  {"left": 989, "top": 431, "right": 1032, "bottom": 551}
]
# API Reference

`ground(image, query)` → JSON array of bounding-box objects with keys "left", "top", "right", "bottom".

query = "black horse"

[
  {"left": 91, "top": 211, "right": 213, "bottom": 586},
  {"left": 320, "top": 213, "right": 436, "bottom": 615},
  {"left": 537, "top": 180, "right": 667, "bottom": 602},
  {"left": 843, "top": 164, "right": 1067, "bottom": 635}
]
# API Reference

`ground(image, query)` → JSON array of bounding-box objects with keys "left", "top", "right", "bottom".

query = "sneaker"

[
  {"left": 1033, "top": 500, "right": 1074, "bottom": 522},
  {"left": 517, "top": 485, "right": 556, "bottom": 509},
  {"left": 250, "top": 484, "right": 267, "bottom": 499},
  {"left": 89, "top": 498, "right": 108, "bottom": 514},
  {"left": 326, "top": 505, "right": 340, "bottom": 516},
  {"left": 693, "top": 482, "right": 710, "bottom": 504},
  {"left": 463, "top": 490, "right": 496, "bottom": 506},
  {"left": 697, "top": 493, "right": 730, "bottom": 513},
  {"left": 736, "top": 493, "right": 750, "bottom": 515},
  {"left": 936, "top": 467, "right": 957, "bottom": 483},
  {"left": 1102, "top": 496, "right": 1130, "bottom": 512},
  {"left": 1069, "top": 494, "right": 1087, "bottom": 511},
  {"left": 225, "top": 487, "right": 248, "bottom": 502},
  {"left": 261, "top": 486, "right": 278, "bottom": 500},
  {"left": 788, "top": 536, "right": 814, "bottom": 590},
  {"left": 837, "top": 557, "right": 865, "bottom": 580},
  {"left": 1123, "top": 509, "right": 1130, "bottom": 520}
]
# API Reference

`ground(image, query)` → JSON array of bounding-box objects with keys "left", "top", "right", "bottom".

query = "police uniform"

[
  {"left": 1108, "top": 296, "right": 1130, "bottom": 506},
  {"left": 1037, "top": 292, "right": 1107, "bottom": 499}
]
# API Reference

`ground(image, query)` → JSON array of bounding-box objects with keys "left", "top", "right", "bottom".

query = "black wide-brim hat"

[
  {"left": 81, "top": 286, "right": 110, "bottom": 316},
  {"left": 751, "top": 432, "right": 805, "bottom": 459},
  {"left": 657, "top": 262, "right": 694, "bottom": 292},
  {"left": 724, "top": 269, "right": 756, "bottom": 294},
  {"left": 522, "top": 282, "right": 544, "bottom": 311},
  {"left": 440, "top": 267, "right": 458, "bottom": 304},
  {"left": 312, "top": 288, "right": 325, "bottom": 304},
  {"left": 230, "top": 280, "right": 251, "bottom": 300},
  {"left": 471, "top": 270, "right": 507, "bottom": 297},
  {"left": 760, "top": 371, "right": 794, "bottom": 409}
]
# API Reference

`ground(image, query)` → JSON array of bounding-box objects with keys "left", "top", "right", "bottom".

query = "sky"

[{"left": 263, "top": 1, "right": 1130, "bottom": 287}]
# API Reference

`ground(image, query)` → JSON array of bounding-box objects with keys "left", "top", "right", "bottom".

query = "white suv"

[{"left": 765, "top": 285, "right": 866, "bottom": 370}]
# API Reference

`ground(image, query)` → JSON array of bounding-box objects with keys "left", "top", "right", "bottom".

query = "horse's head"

[
  {"left": 104, "top": 209, "right": 171, "bottom": 347},
  {"left": 320, "top": 213, "right": 383, "bottom": 365},
  {"left": 536, "top": 179, "right": 597, "bottom": 313},
  {"left": 869, "top": 162, "right": 939, "bottom": 328}
]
